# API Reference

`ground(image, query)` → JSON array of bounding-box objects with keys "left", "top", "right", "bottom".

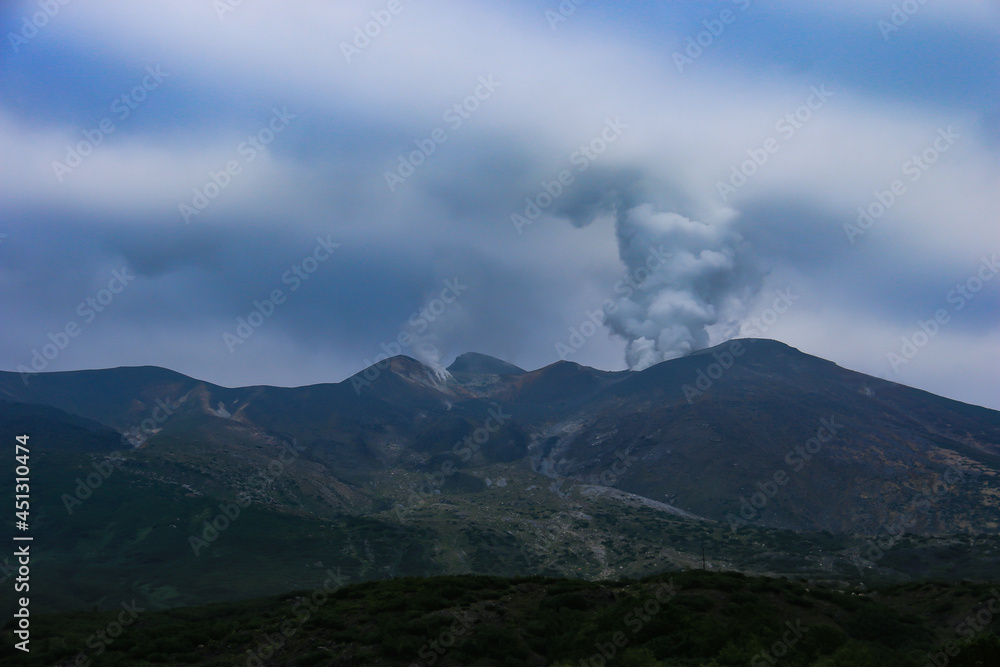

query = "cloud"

[{"left": 0, "top": 0, "right": 997, "bottom": 408}]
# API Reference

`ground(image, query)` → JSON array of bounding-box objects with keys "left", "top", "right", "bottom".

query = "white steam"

[
  {"left": 604, "top": 204, "right": 761, "bottom": 370},
  {"left": 411, "top": 335, "right": 453, "bottom": 382}
]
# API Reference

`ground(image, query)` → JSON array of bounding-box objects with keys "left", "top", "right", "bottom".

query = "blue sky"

[{"left": 1, "top": 0, "right": 998, "bottom": 409}]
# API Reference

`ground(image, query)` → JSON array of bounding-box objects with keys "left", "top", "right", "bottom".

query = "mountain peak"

[
  {"left": 678, "top": 338, "right": 810, "bottom": 366},
  {"left": 693, "top": 338, "right": 798, "bottom": 355},
  {"left": 446, "top": 352, "right": 526, "bottom": 376}
]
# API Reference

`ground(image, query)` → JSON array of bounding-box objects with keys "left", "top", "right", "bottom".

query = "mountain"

[
  {"left": 520, "top": 339, "right": 1000, "bottom": 534},
  {"left": 2, "top": 339, "right": 1000, "bottom": 613},
  {"left": 0, "top": 399, "right": 122, "bottom": 453},
  {"left": 447, "top": 351, "right": 526, "bottom": 376},
  {"left": 3, "top": 339, "right": 999, "bottom": 533}
]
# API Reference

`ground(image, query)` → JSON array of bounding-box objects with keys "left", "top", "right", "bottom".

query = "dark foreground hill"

[{"left": 3, "top": 571, "right": 998, "bottom": 666}]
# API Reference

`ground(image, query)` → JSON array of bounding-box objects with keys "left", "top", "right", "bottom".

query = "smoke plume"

[
  {"left": 552, "top": 170, "right": 763, "bottom": 370},
  {"left": 605, "top": 203, "right": 762, "bottom": 369}
]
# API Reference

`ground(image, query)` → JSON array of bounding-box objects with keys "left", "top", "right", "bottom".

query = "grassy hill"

[
  {"left": 3, "top": 571, "right": 998, "bottom": 666},
  {"left": 3, "top": 421, "right": 999, "bottom": 618}
]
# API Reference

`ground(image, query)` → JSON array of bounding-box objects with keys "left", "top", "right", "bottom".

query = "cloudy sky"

[{"left": 1, "top": 0, "right": 997, "bottom": 409}]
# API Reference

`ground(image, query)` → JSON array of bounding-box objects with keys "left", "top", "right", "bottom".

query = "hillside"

[
  {"left": 4, "top": 572, "right": 999, "bottom": 666},
  {"left": 2, "top": 340, "right": 997, "bottom": 535},
  {"left": 2, "top": 340, "right": 999, "bottom": 615}
]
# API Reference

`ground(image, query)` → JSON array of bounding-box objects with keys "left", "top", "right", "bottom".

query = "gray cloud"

[{"left": 0, "top": 0, "right": 997, "bottom": 409}]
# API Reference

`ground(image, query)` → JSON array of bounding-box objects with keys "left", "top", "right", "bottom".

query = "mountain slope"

[
  {"left": 1, "top": 339, "right": 998, "bottom": 537},
  {"left": 447, "top": 352, "right": 526, "bottom": 376},
  {"left": 523, "top": 339, "right": 1000, "bottom": 533},
  {"left": 3, "top": 341, "right": 1000, "bottom": 613}
]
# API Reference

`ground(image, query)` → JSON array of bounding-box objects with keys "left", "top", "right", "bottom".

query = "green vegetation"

[
  {"left": 3, "top": 572, "right": 997, "bottom": 666},
  {"left": 4, "top": 447, "right": 1000, "bottom": 622},
  {"left": 0, "top": 450, "right": 441, "bottom": 616}
]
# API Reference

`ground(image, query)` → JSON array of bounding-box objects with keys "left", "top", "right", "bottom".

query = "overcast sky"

[{"left": 1, "top": 0, "right": 997, "bottom": 409}]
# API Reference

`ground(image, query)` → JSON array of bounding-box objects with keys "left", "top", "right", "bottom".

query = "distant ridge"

[
  {"left": 446, "top": 352, "right": 526, "bottom": 375},
  {"left": 2, "top": 338, "right": 999, "bottom": 535}
]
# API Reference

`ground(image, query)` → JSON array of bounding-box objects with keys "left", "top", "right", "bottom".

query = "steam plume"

[
  {"left": 553, "top": 171, "right": 763, "bottom": 370},
  {"left": 606, "top": 203, "right": 762, "bottom": 369}
]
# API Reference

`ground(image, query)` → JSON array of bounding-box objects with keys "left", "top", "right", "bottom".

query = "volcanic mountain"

[
  {"left": 3, "top": 339, "right": 1000, "bottom": 612},
  {"left": 3, "top": 339, "right": 998, "bottom": 534}
]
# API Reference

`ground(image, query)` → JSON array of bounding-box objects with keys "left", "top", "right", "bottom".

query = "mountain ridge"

[
  {"left": 2, "top": 338, "right": 998, "bottom": 536},
  {"left": 4, "top": 338, "right": 994, "bottom": 411},
  {"left": 3, "top": 338, "right": 1000, "bottom": 615}
]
